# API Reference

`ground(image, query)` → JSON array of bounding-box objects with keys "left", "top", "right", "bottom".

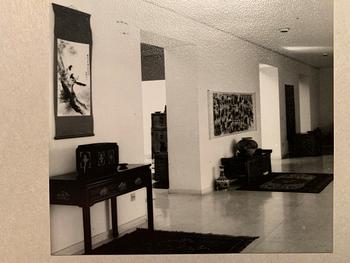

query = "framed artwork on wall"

[
  {"left": 208, "top": 90, "right": 256, "bottom": 138},
  {"left": 53, "top": 4, "right": 94, "bottom": 139}
]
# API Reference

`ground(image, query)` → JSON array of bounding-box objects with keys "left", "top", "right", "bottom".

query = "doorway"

[
  {"left": 141, "top": 43, "right": 169, "bottom": 188},
  {"left": 285, "top": 85, "right": 296, "bottom": 141},
  {"left": 285, "top": 84, "right": 296, "bottom": 155}
]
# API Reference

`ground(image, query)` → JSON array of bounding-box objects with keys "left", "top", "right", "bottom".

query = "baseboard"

[
  {"left": 168, "top": 188, "right": 200, "bottom": 195},
  {"left": 201, "top": 185, "right": 213, "bottom": 195},
  {"left": 52, "top": 215, "right": 147, "bottom": 255},
  {"left": 168, "top": 186, "right": 213, "bottom": 195}
]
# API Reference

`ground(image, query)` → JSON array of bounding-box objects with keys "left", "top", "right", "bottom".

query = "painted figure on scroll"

[{"left": 57, "top": 42, "right": 88, "bottom": 115}]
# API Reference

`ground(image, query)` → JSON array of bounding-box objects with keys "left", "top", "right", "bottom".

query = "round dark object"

[{"left": 236, "top": 137, "right": 258, "bottom": 157}]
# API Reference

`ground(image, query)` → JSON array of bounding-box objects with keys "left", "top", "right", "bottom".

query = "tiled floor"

[{"left": 148, "top": 155, "right": 333, "bottom": 253}]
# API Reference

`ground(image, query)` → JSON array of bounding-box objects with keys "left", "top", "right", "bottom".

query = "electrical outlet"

[{"left": 130, "top": 193, "right": 136, "bottom": 201}]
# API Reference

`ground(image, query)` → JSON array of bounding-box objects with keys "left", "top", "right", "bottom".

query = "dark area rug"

[
  {"left": 238, "top": 172, "right": 333, "bottom": 193},
  {"left": 91, "top": 229, "right": 258, "bottom": 254}
]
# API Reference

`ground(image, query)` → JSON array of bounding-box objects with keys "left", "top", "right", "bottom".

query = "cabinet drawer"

[
  {"left": 88, "top": 183, "right": 118, "bottom": 203},
  {"left": 50, "top": 180, "right": 81, "bottom": 205},
  {"left": 87, "top": 179, "right": 145, "bottom": 203},
  {"left": 86, "top": 174, "right": 147, "bottom": 204}
]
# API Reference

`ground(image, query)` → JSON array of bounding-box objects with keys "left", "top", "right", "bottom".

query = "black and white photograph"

[
  {"left": 57, "top": 38, "right": 91, "bottom": 116},
  {"left": 7, "top": 1, "right": 350, "bottom": 263},
  {"left": 48, "top": 0, "right": 334, "bottom": 256},
  {"left": 47, "top": 1, "right": 334, "bottom": 256}
]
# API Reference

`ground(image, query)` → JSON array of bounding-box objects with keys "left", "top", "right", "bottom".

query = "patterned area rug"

[
  {"left": 238, "top": 172, "right": 333, "bottom": 193},
  {"left": 91, "top": 229, "right": 258, "bottom": 254}
]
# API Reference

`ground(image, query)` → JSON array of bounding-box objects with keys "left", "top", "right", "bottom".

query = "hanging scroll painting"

[
  {"left": 53, "top": 4, "right": 94, "bottom": 139},
  {"left": 208, "top": 90, "right": 256, "bottom": 138},
  {"left": 57, "top": 39, "right": 91, "bottom": 116}
]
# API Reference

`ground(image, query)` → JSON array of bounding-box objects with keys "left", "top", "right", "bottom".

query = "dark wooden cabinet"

[
  {"left": 151, "top": 128, "right": 167, "bottom": 155},
  {"left": 50, "top": 164, "right": 154, "bottom": 254},
  {"left": 151, "top": 111, "right": 167, "bottom": 128},
  {"left": 221, "top": 150, "right": 272, "bottom": 184},
  {"left": 154, "top": 152, "right": 169, "bottom": 187},
  {"left": 151, "top": 112, "right": 169, "bottom": 188},
  {"left": 151, "top": 112, "right": 167, "bottom": 156}
]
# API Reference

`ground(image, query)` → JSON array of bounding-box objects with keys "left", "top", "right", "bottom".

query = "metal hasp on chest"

[{"left": 49, "top": 164, "right": 154, "bottom": 254}]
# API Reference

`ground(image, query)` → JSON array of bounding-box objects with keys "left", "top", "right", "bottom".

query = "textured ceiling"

[{"left": 143, "top": 0, "right": 333, "bottom": 68}]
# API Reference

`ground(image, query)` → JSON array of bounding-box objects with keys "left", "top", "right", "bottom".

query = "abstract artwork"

[
  {"left": 209, "top": 91, "right": 256, "bottom": 138},
  {"left": 53, "top": 4, "right": 94, "bottom": 139}
]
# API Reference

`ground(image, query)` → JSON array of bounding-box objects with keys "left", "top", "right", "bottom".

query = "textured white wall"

[
  {"left": 165, "top": 45, "right": 202, "bottom": 193},
  {"left": 259, "top": 65, "right": 282, "bottom": 159},
  {"left": 299, "top": 75, "right": 312, "bottom": 133}
]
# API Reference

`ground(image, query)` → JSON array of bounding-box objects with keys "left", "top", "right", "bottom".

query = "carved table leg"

[
  {"left": 111, "top": 196, "right": 119, "bottom": 238},
  {"left": 82, "top": 206, "right": 92, "bottom": 254},
  {"left": 146, "top": 171, "right": 154, "bottom": 230}
]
